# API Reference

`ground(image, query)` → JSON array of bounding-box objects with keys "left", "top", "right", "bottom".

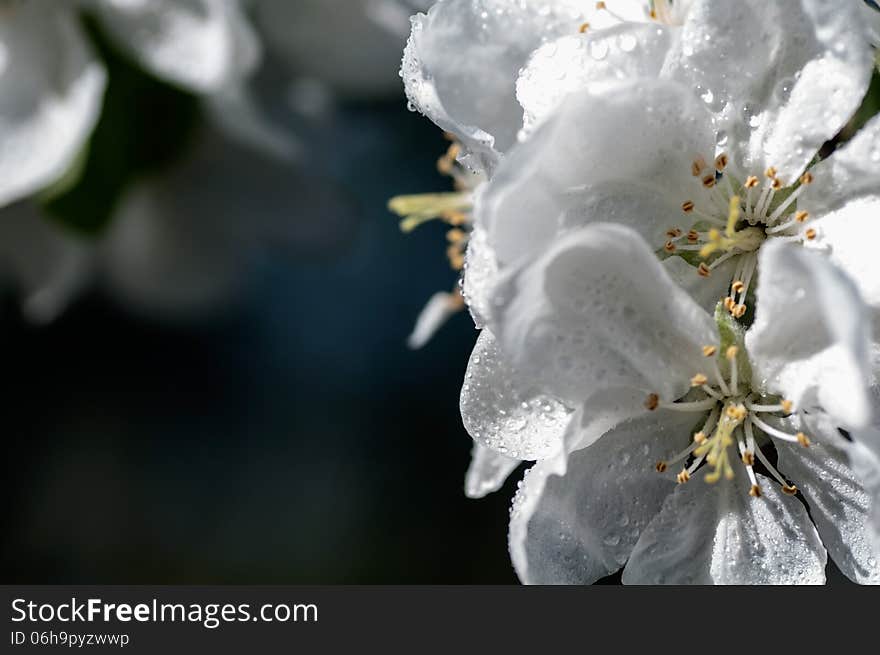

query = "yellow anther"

[
  {"left": 744, "top": 176, "right": 760, "bottom": 189},
  {"left": 749, "top": 484, "right": 762, "bottom": 498},
  {"left": 682, "top": 200, "right": 695, "bottom": 213},
  {"left": 733, "top": 304, "right": 747, "bottom": 318},
  {"left": 714, "top": 153, "right": 729, "bottom": 171},
  {"left": 446, "top": 228, "right": 466, "bottom": 243},
  {"left": 645, "top": 393, "right": 659, "bottom": 411},
  {"left": 731, "top": 280, "right": 745, "bottom": 294},
  {"left": 800, "top": 171, "right": 814, "bottom": 185},
  {"left": 781, "top": 399, "right": 793, "bottom": 414},
  {"left": 697, "top": 263, "right": 711, "bottom": 278},
  {"left": 782, "top": 484, "right": 798, "bottom": 496},
  {"left": 702, "top": 345, "right": 717, "bottom": 357},
  {"left": 742, "top": 451, "right": 755, "bottom": 466},
  {"left": 691, "top": 157, "right": 707, "bottom": 177},
  {"left": 771, "top": 177, "right": 783, "bottom": 191},
  {"left": 797, "top": 432, "right": 811, "bottom": 448},
  {"left": 702, "top": 174, "right": 717, "bottom": 189},
  {"left": 687, "top": 229, "right": 699, "bottom": 243},
  {"left": 765, "top": 167, "right": 778, "bottom": 179},
  {"left": 677, "top": 469, "right": 691, "bottom": 484},
  {"left": 655, "top": 461, "right": 667, "bottom": 473},
  {"left": 649, "top": 9, "right": 657, "bottom": 19},
  {"left": 664, "top": 240, "right": 677, "bottom": 253},
  {"left": 693, "top": 431, "right": 707, "bottom": 444},
  {"left": 691, "top": 373, "right": 708, "bottom": 387},
  {"left": 666, "top": 227, "right": 683, "bottom": 238},
  {"left": 805, "top": 228, "right": 817, "bottom": 241},
  {"left": 579, "top": 21, "right": 590, "bottom": 32},
  {"left": 795, "top": 210, "right": 810, "bottom": 223},
  {"left": 596, "top": 1, "right": 606, "bottom": 8},
  {"left": 723, "top": 296, "right": 736, "bottom": 312},
  {"left": 725, "top": 346, "right": 739, "bottom": 361},
  {"left": 726, "top": 196, "right": 741, "bottom": 237}
]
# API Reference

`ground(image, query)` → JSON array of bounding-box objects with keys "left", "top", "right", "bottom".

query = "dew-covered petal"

[
  {"left": 510, "top": 409, "right": 693, "bottom": 584},
  {"left": 800, "top": 114, "right": 880, "bottom": 215},
  {"left": 775, "top": 437, "right": 880, "bottom": 584},
  {"left": 850, "top": 440, "right": 880, "bottom": 555},
  {"left": 662, "top": 255, "right": 737, "bottom": 313},
  {"left": 0, "top": 201, "right": 94, "bottom": 323},
  {"left": 95, "top": 0, "right": 260, "bottom": 94},
  {"left": 464, "top": 443, "right": 520, "bottom": 499},
  {"left": 492, "top": 223, "right": 717, "bottom": 406},
  {"left": 0, "top": 5, "right": 106, "bottom": 207},
  {"left": 663, "top": 0, "right": 873, "bottom": 183},
  {"left": 517, "top": 23, "right": 673, "bottom": 136},
  {"left": 622, "top": 473, "right": 827, "bottom": 584},
  {"left": 462, "top": 224, "right": 497, "bottom": 329},
  {"left": 460, "top": 330, "right": 573, "bottom": 461},
  {"left": 806, "top": 196, "right": 880, "bottom": 330},
  {"left": 479, "top": 78, "right": 714, "bottom": 266},
  {"left": 401, "top": 0, "right": 590, "bottom": 172},
  {"left": 746, "top": 241, "right": 872, "bottom": 430}
]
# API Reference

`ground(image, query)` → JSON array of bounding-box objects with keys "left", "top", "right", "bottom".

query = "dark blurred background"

[{"left": 0, "top": 8, "right": 519, "bottom": 584}]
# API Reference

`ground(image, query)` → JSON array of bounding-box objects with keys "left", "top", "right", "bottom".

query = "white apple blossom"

[
  {"left": 0, "top": 0, "right": 259, "bottom": 209},
  {"left": 461, "top": 222, "right": 879, "bottom": 584}
]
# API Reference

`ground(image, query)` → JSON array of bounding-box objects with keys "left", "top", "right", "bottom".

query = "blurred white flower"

[
  {"left": 253, "top": 0, "right": 430, "bottom": 107},
  {"left": 463, "top": 223, "right": 879, "bottom": 584},
  {"left": 0, "top": 0, "right": 260, "bottom": 209}
]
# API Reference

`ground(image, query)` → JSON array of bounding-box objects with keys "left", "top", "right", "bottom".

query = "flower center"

[
  {"left": 644, "top": 326, "right": 811, "bottom": 499},
  {"left": 662, "top": 154, "right": 818, "bottom": 319}
]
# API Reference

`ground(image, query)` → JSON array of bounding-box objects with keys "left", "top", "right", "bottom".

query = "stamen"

[
  {"left": 579, "top": 21, "right": 590, "bottom": 32},
  {"left": 664, "top": 240, "right": 677, "bottom": 253},
  {"left": 702, "top": 345, "right": 717, "bottom": 357},
  {"left": 691, "top": 373, "right": 709, "bottom": 387},
  {"left": 687, "top": 229, "right": 699, "bottom": 243},
  {"left": 697, "top": 263, "right": 711, "bottom": 278},
  {"left": 746, "top": 418, "right": 794, "bottom": 491},
  {"left": 783, "top": 484, "right": 799, "bottom": 496},
  {"left": 714, "top": 154, "right": 729, "bottom": 171},
  {"left": 804, "top": 228, "right": 817, "bottom": 241},
  {"left": 645, "top": 393, "right": 659, "bottom": 411},
  {"left": 692, "top": 156, "right": 707, "bottom": 177},
  {"left": 682, "top": 200, "right": 695, "bottom": 213},
  {"left": 749, "top": 414, "right": 810, "bottom": 446},
  {"left": 707, "top": 355, "right": 730, "bottom": 396}
]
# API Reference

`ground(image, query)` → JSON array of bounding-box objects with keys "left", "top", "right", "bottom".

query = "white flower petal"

[
  {"left": 464, "top": 443, "right": 520, "bottom": 499},
  {"left": 747, "top": 241, "right": 872, "bottom": 429},
  {"left": 664, "top": 0, "right": 873, "bottom": 182},
  {"left": 479, "top": 78, "right": 714, "bottom": 265},
  {"left": 401, "top": 0, "right": 589, "bottom": 172},
  {"left": 96, "top": 0, "right": 260, "bottom": 93},
  {"left": 461, "top": 223, "right": 497, "bottom": 329},
  {"left": 775, "top": 438, "right": 880, "bottom": 584},
  {"left": 849, "top": 440, "right": 880, "bottom": 555},
  {"left": 460, "top": 330, "right": 572, "bottom": 460},
  {"left": 0, "top": 202, "right": 94, "bottom": 323},
  {"left": 806, "top": 196, "right": 880, "bottom": 328},
  {"left": 0, "top": 5, "right": 106, "bottom": 207},
  {"left": 407, "top": 290, "right": 463, "bottom": 349},
  {"left": 662, "top": 255, "right": 737, "bottom": 313},
  {"left": 517, "top": 23, "right": 673, "bottom": 136},
  {"left": 860, "top": 0, "right": 880, "bottom": 46},
  {"left": 492, "top": 224, "right": 717, "bottom": 405},
  {"left": 623, "top": 473, "right": 827, "bottom": 584},
  {"left": 510, "top": 409, "right": 691, "bottom": 584},
  {"left": 800, "top": 113, "right": 880, "bottom": 215}
]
